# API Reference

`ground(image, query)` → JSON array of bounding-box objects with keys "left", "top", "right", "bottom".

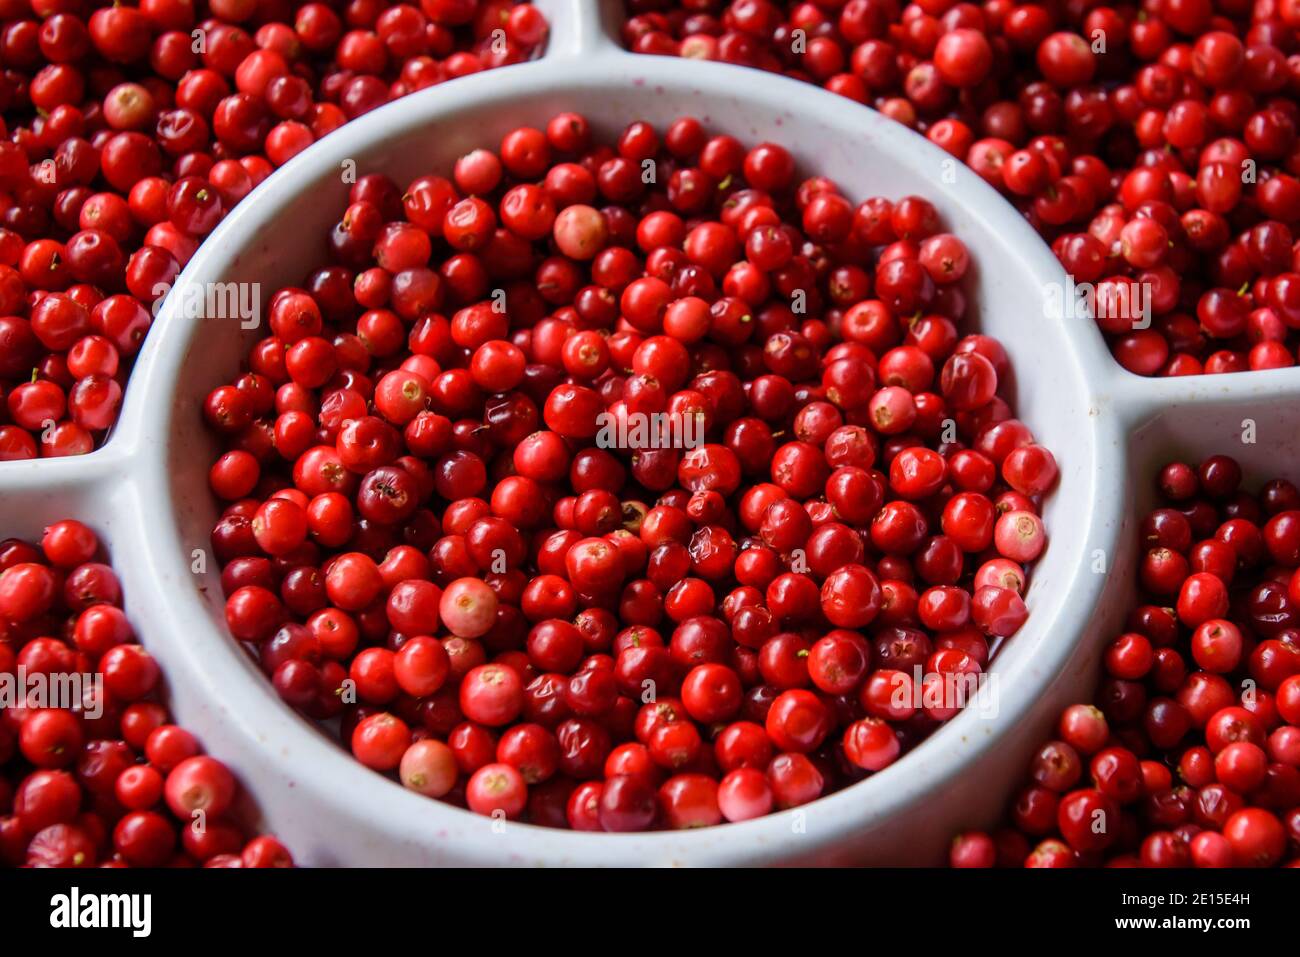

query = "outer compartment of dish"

[{"left": 3, "top": 0, "right": 1298, "bottom": 865}]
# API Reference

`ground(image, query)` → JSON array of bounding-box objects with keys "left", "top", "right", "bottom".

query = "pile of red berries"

[
  {"left": 205, "top": 109, "right": 1059, "bottom": 831},
  {"left": 0, "top": 520, "right": 292, "bottom": 867},
  {"left": 0, "top": 1, "right": 547, "bottom": 462},
  {"left": 622, "top": 0, "right": 1300, "bottom": 377},
  {"left": 950, "top": 455, "right": 1300, "bottom": 868}
]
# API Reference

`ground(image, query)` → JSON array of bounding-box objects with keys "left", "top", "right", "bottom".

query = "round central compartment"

[{"left": 114, "top": 46, "right": 1118, "bottom": 865}]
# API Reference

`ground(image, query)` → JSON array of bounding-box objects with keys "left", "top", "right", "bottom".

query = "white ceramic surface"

[{"left": 4, "top": 0, "right": 1299, "bottom": 866}]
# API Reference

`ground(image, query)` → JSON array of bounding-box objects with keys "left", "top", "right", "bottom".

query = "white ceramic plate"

[{"left": 4, "top": 0, "right": 1297, "bottom": 865}]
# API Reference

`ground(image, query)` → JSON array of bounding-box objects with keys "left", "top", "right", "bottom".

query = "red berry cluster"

[
  {"left": 204, "top": 110, "right": 1059, "bottom": 832},
  {"left": 950, "top": 455, "right": 1300, "bottom": 868},
  {"left": 0, "top": 520, "right": 292, "bottom": 867},
  {"left": 0, "top": 1, "right": 548, "bottom": 462},
  {"left": 622, "top": 0, "right": 1300, "bottom": 376}
]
